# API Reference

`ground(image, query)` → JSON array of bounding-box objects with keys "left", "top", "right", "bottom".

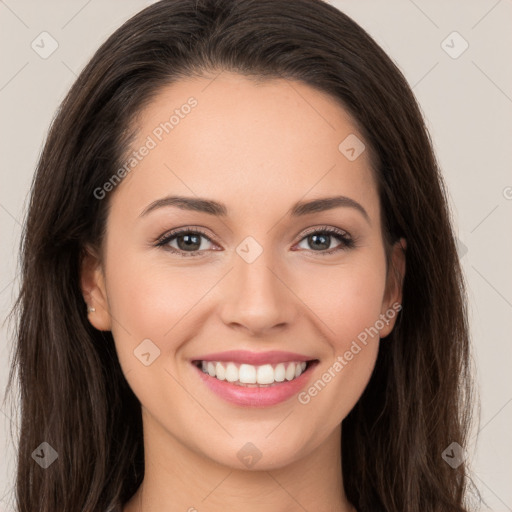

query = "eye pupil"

[
  {"left": 177, "top": 233, "right": 201, "bottom": 251},
  {"left": 309, "top": 233, "right": 330, "bottom": 250}
]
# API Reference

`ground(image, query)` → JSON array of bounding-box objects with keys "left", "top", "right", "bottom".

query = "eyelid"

[
  {"left": 155, "top": 225, "right": 218, "bottom": 246},
  {"left": 298, "top": 224, "right": 351, "bottom": 240}
]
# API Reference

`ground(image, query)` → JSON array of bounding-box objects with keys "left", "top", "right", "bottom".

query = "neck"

[{"left": 123, "top": 409, "right": 355, "bottom": 512}]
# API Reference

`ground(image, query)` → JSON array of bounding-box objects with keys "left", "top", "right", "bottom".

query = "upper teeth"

[{"left": 200, "top": 361, "right": 308, "bottom": 385}]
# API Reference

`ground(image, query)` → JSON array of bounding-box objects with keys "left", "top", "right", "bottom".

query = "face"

[{"left": 82, "top": 71, "right": 405, "bottom": 471}]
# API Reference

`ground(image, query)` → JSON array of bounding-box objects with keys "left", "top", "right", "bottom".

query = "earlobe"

[
  {"left": 80, "top": 245, "right": 112, "bottom": 331},
  {"left": 379, "top": 237, "right": 406, "bottom": 338}
]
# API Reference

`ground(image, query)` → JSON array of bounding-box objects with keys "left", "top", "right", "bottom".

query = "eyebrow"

[{"left": 139, "top": 195, "right": 370, "bottom": 224}]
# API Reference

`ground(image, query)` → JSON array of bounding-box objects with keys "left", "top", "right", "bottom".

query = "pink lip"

[
  {"left": 191, "top": 350, "right": 314, "bottom": 366},
  {"left": 192, "top": 360, "right": 319, "bottom": 407}
]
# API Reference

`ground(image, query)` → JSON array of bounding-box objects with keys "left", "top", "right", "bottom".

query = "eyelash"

[{"left": 155, "top": 225, "right": 355, "bottom": 258}]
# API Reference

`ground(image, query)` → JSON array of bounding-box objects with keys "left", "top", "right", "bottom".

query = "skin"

[{"left": 81, "top": 71, "right": 406, "bottom": 512}]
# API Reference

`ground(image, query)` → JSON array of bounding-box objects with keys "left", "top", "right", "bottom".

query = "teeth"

[
  {"left": 257, "top": 364, "right": 274, "bottom": 385},
  {"left": 225, "top": 362, "right": 238, "bottom": 383},
  {"left": 215, "top": 362, "right": 226, "bottom": 381},
  {"left": 198, "top": 360, "right": 309, "bottom": 385}
]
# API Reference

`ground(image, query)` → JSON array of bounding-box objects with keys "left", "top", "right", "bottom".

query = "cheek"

[
  {"left": 302, "top": 255, "right": 388, "bottom": 347},
  {"left": 292, "top": 256, "right": 387, "bottom": 416},
  {"left": 106, "top": 255, "right": 208, "bottom": 346},
  {"left": 102, "top": 233, "right": 207, "bottom": 370},
  {"left": 104, "top": 253, "right": 214, "bottom": 416}
]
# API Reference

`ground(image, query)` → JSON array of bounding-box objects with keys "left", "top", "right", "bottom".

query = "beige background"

[{"left": 1, "top": 1, "right": 511, "bottom": 510}]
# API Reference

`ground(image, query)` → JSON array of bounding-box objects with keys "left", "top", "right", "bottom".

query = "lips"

[
  {"left": 192, "top": 358, "right": 320, "bottom": 407},
  {"left": 189, "top": 350, "right": 320, "bottom": 407}
]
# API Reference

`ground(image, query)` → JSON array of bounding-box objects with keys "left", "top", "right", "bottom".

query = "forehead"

[{"left": 111, "top": 72, "right": 379, "bottom": 223}]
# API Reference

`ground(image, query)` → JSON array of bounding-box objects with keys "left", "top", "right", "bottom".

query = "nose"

[{"left": 218, "top": 247, "right": 298, "bottom": 336}]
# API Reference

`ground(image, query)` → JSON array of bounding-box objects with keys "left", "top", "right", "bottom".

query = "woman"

[{"left": 6, "top": 0, "right": 477, "bottom": 510}]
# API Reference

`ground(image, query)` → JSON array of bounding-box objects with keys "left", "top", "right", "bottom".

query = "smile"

[
  {"left": 191, "top": 358, "right": 319, "bottom": 407},
  {"left": 194, "top": 360, "right": 312, "bottom": 386}
]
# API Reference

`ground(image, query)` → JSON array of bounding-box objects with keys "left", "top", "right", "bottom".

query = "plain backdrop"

[{"left": 0, "top": 1, "right": 511, "bottom": 510}]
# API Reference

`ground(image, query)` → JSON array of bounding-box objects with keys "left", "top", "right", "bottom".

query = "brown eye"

[
  {"left": 295, "top": 227, "right": 354, "bottom": 254},
  {"left": 156, "top": 229, "right": 216, "bottom": 257}
]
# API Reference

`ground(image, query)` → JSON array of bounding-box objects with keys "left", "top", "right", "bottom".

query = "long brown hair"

[{"left": 4, "top": 0, "right": 477, "bottom": 510}]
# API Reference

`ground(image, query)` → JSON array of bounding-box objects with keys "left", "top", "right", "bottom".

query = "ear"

[
  {"left": 80, "top": 245, "right": 112, "bottom": 331},
  {"left": 379, "top": 237, "right": 406, "bottom": 338}
]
